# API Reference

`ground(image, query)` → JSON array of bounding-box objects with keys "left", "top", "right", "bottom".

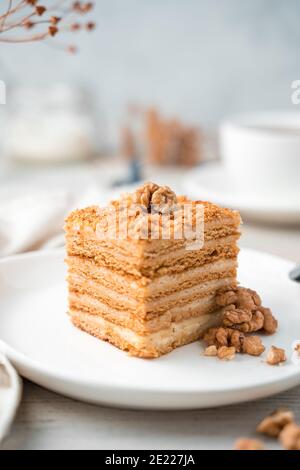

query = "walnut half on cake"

[{"left": 65, "top": 182, "right": 241, "bottom": 358}]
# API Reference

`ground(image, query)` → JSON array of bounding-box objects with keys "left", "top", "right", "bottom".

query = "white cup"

[{"left": 220, "top": 112, "right": 300, "bottom": 200}]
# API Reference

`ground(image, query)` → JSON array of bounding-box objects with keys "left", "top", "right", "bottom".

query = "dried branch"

[{"left": 0, "top": 1, "right": 95, "bottom": 52}]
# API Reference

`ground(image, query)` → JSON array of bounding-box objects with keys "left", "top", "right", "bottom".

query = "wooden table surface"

[{"left": 0, "top": 163, "right": 300, "bottom": 450}]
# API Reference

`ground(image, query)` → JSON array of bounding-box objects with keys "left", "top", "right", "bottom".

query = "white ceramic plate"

[
  {"left": 0, "top": 249, "right": 299, "bottom": 410},
  {"left": 182, "top": 162, "right": 300, "bottom": 224}
]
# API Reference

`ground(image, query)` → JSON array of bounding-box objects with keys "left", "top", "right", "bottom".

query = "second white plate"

[
  {"left": 182, "top": 162, "right": 300, "bottom": 224},
  {"left": 0, "top": 248, "right": 299, "bottom": 409}
]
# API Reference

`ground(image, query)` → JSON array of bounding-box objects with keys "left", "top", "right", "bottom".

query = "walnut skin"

[
  {"left": 266, "top": 346, "right": 286, "bottom": 365},
  {"left": 234, "top": 438, "right": 265, "bottom": 450},
  {"left": 257, "top": 409, "right": 294, "bottom": 437},
  {"left": 279, "top": 423, "right": 300, "bottom": 450}
]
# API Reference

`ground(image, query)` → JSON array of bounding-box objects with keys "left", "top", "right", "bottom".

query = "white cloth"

[{"left": 0, "top": 186, "right": 111, "bottom": 257}]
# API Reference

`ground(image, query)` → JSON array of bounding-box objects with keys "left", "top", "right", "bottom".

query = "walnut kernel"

[
  {"left": 257, "top": 409, "right": 294, "bottom": 437},
  {"left": 131, "top": 182, "right": 177, "bottom": 211},
  {"left": 279, "top": 422, "right": 300, "bottom": 450},
  {"left": 217, "top": 346, "right": 236, "bottom": 360},
  {"left": 266, "top": 346, "right": 286, "bottom": 365},
  {"left": 234, "top": 438, "right": 265, "bottom": 450},
  {"left": 204, "top": 345, "right": 218, "bottom": 357},
  {"left": 242, "top": 336, "right": 265, "bottom": 356}
]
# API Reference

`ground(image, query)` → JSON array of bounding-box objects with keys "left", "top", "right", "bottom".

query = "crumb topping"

[{"left": 65, "top": 181, "right": 241, "bottom": 241}]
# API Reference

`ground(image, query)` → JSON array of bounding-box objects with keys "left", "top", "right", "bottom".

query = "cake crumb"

[
  {"left": 266, "top": 346, "right": 286, "bottom": 365},
  {"left": 279, "top": 422, "right": 300, "bottom": 450},
  {"left": 257, "top": 409, "right": 294, "bottom": 437},
  {"left": 234, "top": 438, "right": 265, "bottom": 450},
  {"left": 217, "top": 346, "right": 236, "bottom": 360},
  {"left": 204, "top": 345, "right": 218, "bottom": 356}
]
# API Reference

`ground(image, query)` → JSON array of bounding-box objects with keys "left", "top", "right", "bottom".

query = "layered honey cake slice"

[{"left": 65, "top": 182, "right": 241, "bottom": 358}]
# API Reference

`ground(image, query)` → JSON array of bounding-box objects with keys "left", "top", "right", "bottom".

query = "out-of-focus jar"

[{"left": 6, "top": 83, "right": 98, "bottom": 164}]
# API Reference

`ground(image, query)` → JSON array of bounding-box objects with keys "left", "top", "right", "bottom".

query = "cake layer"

[
  {"left": 66, "top": 234, "right": 240, "bottom": 278},
  {"left": 68, "top": 273, "right": 236, "bottom": 317},
  {"left": 65, "top": 183, "right": 241, "bottom": 358},
  {"left": 69, "top": 309, "right": 222, "bottom": 358},
  {"left": 68, "top": 281, "right": 233, "bottom": 332},
  {"left": 66, "top": 255, "right": 237, "bottom": 299}
]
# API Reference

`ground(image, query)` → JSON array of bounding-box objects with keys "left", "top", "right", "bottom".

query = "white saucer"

[
  {"left": 0, "top": 249, "right": 299, "bottom": 410},
  {"left": 182, "top": 162, "right": 300, "bottom": 224}
]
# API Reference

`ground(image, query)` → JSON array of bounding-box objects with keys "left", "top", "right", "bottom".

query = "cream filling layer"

[
  {"left": 68, "top": 272, "right": 236, "bottom": 312},
  {"left": 67, "top": 234, "right": 239, "bottom": 268},
  {"left": 67, "top": 256, "right": 237, "bottom": 297},
  {"left": 69, "top": 309, "right": 222, "bottom": 350},
  {"left": 68, "top": 290, "right": 221, "bottom": 332}
]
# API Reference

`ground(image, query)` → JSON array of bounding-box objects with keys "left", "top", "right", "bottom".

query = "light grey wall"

[{"left": 1, "top": 0, "right": 300, "bottom": 145}]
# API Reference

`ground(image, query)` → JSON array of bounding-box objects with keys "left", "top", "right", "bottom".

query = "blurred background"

[
  {"left": 0, "top": 0, "right": 300, "bottom": 258},
  {"left": 1, "top": 0, "right": 300, "bottom": 146}
]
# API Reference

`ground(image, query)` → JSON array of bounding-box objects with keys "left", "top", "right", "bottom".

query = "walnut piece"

[
  {"left": 223, "top": 309, "right": 264, "bottom": 333},
  {"left": 203, "top": 327, "right": 243, "bottom": 351},
  {"left": 266, "top": 346, "right": 286, "bottom": 365},
  {"left": 257, "top": 409, "right": 294, "bottom": 437},
  {"left": 216, "top": 286, "right": 278, "bottom": 334},
  {"left": 203, "top": 327, "right": 265, "bottom": 356},
  {"left": 234, "top": 438, "right": 265, "bottom": 450},
  {"left": 131, "top": 182, "right": 177, "bottom": 211},
  {"left": 279, "top": 422, "right": 300, "bottom": 450},
  {"left": 216, "top": 287, "right": 261, "bottom": 310},
  {"left": 242, "top": 336, "right": 265, "bottom": 356},
  {"left": 260, "top": 307, "right": 278, "bottom": 334},
  {"left": 295, "top": 343, "right": 300, "bottom": 355},
  {"left": 204, "top": 345, "right": 218, "bottom": 356},
  {"left": 217, "top": 346, "right": 236, "bottom": 360}
]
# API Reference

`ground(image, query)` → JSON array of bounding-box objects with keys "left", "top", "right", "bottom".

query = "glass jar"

[{"left": 5, "top": 83, "right": 98, "bottom": 164}]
